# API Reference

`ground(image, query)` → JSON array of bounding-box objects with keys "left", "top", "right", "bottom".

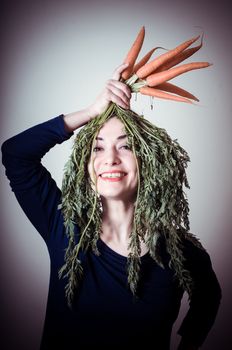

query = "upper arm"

[
  {"left": 3, "top": 152, "right": 62, "bottom": 241},
  {"left": 1, "top": 115, "right": 73, "bottom": 242}
]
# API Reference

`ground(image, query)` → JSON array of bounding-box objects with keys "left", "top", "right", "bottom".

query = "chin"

[
  {"left": 99, "top": 189, "right": 137, "bottom": 202},
  {"left": 99, "top": 190, "right": 126, "bottom": 200},
  {"left": 96, "top": 180, "right": 138, "bottom": 202}
]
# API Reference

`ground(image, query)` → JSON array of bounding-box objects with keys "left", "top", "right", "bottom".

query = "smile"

[{"left": 99, "top": 172, "right": 127, "bottom": 181}]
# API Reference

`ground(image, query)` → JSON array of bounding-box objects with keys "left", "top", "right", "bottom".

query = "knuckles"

[{"left": 103, "top": 78, "right": 131, "bottom": 103}]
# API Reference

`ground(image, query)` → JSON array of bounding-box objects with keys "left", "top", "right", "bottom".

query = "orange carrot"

[
  {"left": 121, "top": 26, "right": 145, "bottom": 80},
  {"left": 155, "top": 82, "right": 199, "bottom": 101},
  {"left": 140, "top": 86, "right": 192, "bottom": 103},
  {"left": 132, "top": 47, "right": 166, "bottom": 73},
  {"left": 156, "top": 34, "right": 204, "bottom": 72},
  {"left": 136, "top": 35, "right": 200, "bottom": 79},
  {"left": 146, "top": 62, "right": 211, "bottom": 87}
]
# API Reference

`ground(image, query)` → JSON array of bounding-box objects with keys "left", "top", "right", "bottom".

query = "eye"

[
  {"left": 93, "top": 146, "right": 103, "bottom": 153},
  {"left": 120, "top": 144, "right": 131, "bottom": 151}
]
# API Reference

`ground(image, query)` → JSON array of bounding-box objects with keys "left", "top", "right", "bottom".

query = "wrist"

[
  {"left": 63, "top": 107, "right": 92, "bottom": 132},
  {"left": 85, "top": 106, "right": 96, "bottom": 120},
  {"left": 86, "top": 104, "right": 101, "bottom": 120}
]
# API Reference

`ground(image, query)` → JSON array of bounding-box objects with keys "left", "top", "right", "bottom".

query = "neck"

[{"left": 101, "top": 199, "right": 135, "bottom": 243}]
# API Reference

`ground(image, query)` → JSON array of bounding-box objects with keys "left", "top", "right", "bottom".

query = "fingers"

[
  {"left": 90, "top": 63, "right": 131, "bottom": 116},
  {"left": 90, "top": 80, "right": 131, "bottom": 117},
  {"left": 110, "top": 63, "right": 132, "bottom": 108},
  {"left": 106, "top": 79, "right": 131, "bottom": 109},
  {"left": 112, "top": 63, "right": 129, "bottom": 80},
  {"left": 108, "top": 79, "right": 131, "bottom": 99}
]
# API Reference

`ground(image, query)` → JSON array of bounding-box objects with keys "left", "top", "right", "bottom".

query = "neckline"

[{"left": 97, "top": 238, "right": 150, "bottom": 262}]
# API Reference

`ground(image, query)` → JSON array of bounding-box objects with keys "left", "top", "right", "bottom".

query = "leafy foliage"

[{"left": 59, "top": 103, "right": 203, "bottom": 307}]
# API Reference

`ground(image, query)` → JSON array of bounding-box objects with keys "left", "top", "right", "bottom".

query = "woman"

[{"left": 2, "top": 63, "right": 221, "bottom": 349}]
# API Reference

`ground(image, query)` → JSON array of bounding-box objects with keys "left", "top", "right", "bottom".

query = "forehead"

[{"left": 97, "top": 117, "right": 126, "bottom": 139}]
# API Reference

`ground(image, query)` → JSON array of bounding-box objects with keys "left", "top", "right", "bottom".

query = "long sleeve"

[
  {"left": 1, "top": 115, "right": 73, "bottom": 243},
  {"left": 178, "top": 239, "right": 222, "bottom": 347}
]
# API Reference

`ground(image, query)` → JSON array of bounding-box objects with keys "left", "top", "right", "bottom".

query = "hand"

[
  {"left": 63, "top": 63, "right": 132, "bottom": 132},
  {"left": 88, "top": 63, "right": 132, "bottom": 118}
]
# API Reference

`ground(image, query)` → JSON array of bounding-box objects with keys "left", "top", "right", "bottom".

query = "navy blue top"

[{"left": 1, "top": 115, "right": 221, "bottom": 349}]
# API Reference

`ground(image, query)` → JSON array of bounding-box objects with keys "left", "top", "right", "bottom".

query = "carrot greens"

[{"left": 59, "top": 104, "right": 204, "bottom": 307}]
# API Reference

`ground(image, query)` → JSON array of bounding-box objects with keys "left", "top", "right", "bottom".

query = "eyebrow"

[{"left": 96, "top": 134, "right": 127, "bottom": 141}]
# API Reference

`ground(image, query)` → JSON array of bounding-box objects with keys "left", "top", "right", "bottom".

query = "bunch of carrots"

[{"left": 121, "top": 26, "right": 211, "bottom": 103}]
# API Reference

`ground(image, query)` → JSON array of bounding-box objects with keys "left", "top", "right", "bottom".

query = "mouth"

[{"left": 99, "top": 171, "right": 127, "bottom": 182}]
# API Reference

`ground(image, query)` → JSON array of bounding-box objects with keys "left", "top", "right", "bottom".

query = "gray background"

[{"left": 1, "top": 0, "right": 231, "bottom": 349}]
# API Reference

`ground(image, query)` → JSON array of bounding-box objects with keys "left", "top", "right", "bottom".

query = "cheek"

[{"left": 127, "top": 156, "right": 138, "bottom": 174}]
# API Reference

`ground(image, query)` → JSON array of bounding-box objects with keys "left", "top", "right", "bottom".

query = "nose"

[{"left": 104, "top": 149, "right": 121, "bottom": 166}]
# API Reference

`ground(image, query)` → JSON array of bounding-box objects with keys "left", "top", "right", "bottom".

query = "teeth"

[{"left": 101, "top": 172, "right": 125, "bottom": 178}]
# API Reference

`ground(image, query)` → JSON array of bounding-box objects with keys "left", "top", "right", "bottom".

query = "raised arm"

[
  {"left": 1, "top": 115, "right": 73, "bottom": 242},
  {"left": 1, "top": 63, "right": 131, "bottom": 243}
]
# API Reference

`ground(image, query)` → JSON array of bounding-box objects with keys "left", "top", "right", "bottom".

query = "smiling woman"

[
  {"left": 60, "top": 98, "right": 195, "bottom": 303},
  {"left": 88, "top": 117, "right": 138, "bottom": 201},
  {"left": 1, "top": 63, "right": 221, "bottom": 350}
]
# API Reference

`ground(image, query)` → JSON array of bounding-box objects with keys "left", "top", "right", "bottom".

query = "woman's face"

[{"left": 88, "top": 117, "right": 138, "bottom": 202}]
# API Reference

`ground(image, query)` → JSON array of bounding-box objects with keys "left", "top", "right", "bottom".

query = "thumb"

[{"left": 112, "top": 63, "right": 129, "bottom": 80}]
